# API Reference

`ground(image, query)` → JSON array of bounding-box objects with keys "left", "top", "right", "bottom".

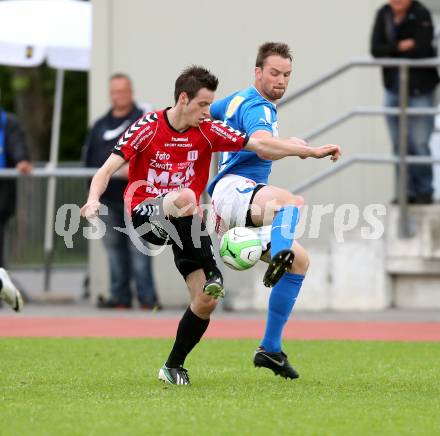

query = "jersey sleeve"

[
  {"left": 210, "top": 99, "right": 229, "bottom": 121},
  {"left": 242, "top": 102, "right": 274, "bottom": 136},
  {"left": 112, "top": 112, "right": 158, "bottom": 160},
  {"left": 201, "top": 119, "right": 249, "bottom": 152}
]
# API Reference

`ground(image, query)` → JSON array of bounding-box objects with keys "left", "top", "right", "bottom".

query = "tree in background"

[
  {"left": 0, "top": 65, "right": 87, "bottom": 162},
  {"left": 1, "top": 65, "right": 89, "bottom": 266}
]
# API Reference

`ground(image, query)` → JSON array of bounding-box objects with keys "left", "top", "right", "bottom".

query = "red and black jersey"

[{"left": 113, "top": 108, "right": 248, "bottom": 212}]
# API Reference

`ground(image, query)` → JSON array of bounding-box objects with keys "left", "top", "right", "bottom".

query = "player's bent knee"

[
  {"left": 177, "top": 188, "right": 197, "bottom": 205},
  {"left": 292, "top": 195, "right": 305, "bottom": 207},
  {"left": 270, "top": 193, "right": 305, "bottom": 212},
  {"left": 173, "top": 188, "right": 197, "bottom": 215},
  {"left": 282, "top": 194, "right": 305, "bottom": 208}
]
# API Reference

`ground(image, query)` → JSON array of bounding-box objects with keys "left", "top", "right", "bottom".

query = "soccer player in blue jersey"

[{"left": 208, "top": 42, "right": 341, "bottom": 379}]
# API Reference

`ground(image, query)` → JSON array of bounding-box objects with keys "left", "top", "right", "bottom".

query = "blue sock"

[
  {"left": 270, "top": 205, "right": 299, "bottom": 256},
  {"left": 261, "top": 272, "right": 305, "bottom": 353}
]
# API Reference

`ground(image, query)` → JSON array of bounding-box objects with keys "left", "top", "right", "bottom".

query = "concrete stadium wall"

[
  {"left": 88, "top": 0, "right": 440, "bottom": 309},
  {"left": 91, "top": 0, "right": 395, "bottom": 225}
]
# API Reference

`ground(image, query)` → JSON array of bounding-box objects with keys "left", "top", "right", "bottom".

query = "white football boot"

[{"left": 0, "top": 268, "right": 23, "bottom": 312}]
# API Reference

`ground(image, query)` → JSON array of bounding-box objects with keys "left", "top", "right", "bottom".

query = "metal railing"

[
  {"left": 279, "top": 56, "right": 440, "bottom": 238},
  {"left": 0, "top": 167, "right": 98, "bottom": 178},
  {"left": 291, "top": 155, "right": 440, "bottom": 193},
  {"left": 1, "top": 171, "right": 89, "bottom": 270},
  {"left": 0, "top": 164, "right": 96, "bottom": 290},
  {"left": 300, "top": 106, "right": 440, "bottom": 142},
  {"left": 278, "top": 57, "right": 440, "bottom": 109}
]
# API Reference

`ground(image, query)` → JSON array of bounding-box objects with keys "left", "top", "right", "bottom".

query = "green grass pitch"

[{"left": 1, "top": 338, "right": 439, "bottom": 435}]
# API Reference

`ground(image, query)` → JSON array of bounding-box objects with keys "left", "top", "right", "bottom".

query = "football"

[{"left": 219, "top": 227, "right": 262, "bottom": 271}]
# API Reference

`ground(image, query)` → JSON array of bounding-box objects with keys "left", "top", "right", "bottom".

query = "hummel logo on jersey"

[
  {"left": 116, "top": 112, "right": 158, "bottom": 148},
  {"left": 211, "top": 120, "right": 246, "bottom": 138}
]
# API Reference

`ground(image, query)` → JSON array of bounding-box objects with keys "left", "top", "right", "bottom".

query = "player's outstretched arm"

[
  {"left": 80, "top": 154, "right": 126, "bottom": 218},
  {"left": 309, "top": 143, "right": 342, "bottom": 161},
  {"left": 245, "top": 135, "right": 341, "bottom": 162}
]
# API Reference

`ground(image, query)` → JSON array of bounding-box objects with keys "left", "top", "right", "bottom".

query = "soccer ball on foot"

[{"left": 219, "top": 227, "right": 262, "bottom": 271}]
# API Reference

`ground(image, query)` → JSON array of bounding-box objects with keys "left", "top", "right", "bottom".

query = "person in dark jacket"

[
  {"left": 0, "top": 109, "right": 32, "bottom": 266},
  {"left": 371, "top": 0, "right": 439, "bottom": 204},
  {"left": 84, "top": 73, "right": 160, "bottom": 309}
]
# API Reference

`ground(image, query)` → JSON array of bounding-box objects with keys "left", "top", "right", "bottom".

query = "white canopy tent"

[
  {"left": 0, "top": 0, "right": 91, "bottom": 289},
  {"left": 0, "top": 0, "right": 90, "bottom": 70}
]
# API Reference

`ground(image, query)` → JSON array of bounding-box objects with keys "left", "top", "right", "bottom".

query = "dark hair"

[
  {"left": 110, "top": 73, "right": 132, "bottom": 85},
  {"left": 174, "top": 65, "right": 219, "bottom": 103},
  {"left": 255, "top": 42, "right": 292, "bottom": 68}
]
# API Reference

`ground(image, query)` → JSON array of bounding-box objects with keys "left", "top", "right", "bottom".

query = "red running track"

[{"left": 1, "top": 317, "right": 440, "bottom": 341}]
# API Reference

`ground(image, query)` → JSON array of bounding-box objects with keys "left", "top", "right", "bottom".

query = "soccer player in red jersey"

[{"left": 81, "top": 65, "right": 332, "bottom": 385}]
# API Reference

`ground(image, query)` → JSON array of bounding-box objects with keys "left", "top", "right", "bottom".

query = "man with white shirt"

[{"left": 84, "top": 73, "right": 160, "bottom": 309}]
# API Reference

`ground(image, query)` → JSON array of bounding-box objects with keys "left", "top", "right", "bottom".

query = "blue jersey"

[{"left": 207, "top": 87, "right": 278, "bottom": 196}]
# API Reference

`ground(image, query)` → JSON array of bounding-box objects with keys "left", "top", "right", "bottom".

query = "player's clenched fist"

[
  {"left": 313, "top": 144, "right": 341, "bottom": 161},
  {"left": 80, "top": 200, "right": 101, "bottom": 219}
]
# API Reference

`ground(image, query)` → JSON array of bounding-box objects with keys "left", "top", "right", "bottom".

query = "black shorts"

[{"left": 131, "top": 196, "right": 202, "bottom": 279}]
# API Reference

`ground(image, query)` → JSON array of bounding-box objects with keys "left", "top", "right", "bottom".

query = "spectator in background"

[
  {"left": 0, "top": 107, "right": 32, "bottom": 267},
  {"left": 371, "top": 0, "right": 439, "bottom": 204},
  {"left": 0, "top": 107, "right": 31, "bottom": 311},
  {"left": 84, "top": 73, "right": 161, "bottom": 310}
]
